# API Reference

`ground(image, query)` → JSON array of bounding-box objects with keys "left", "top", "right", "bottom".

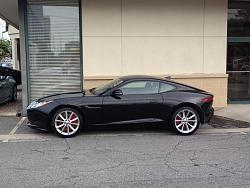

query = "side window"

[
  {"left": 160, "top": 82, "right": 176, "bottom": 93},
  {"left": 120, "top": 81, "right": 160, "bottom": 95}
]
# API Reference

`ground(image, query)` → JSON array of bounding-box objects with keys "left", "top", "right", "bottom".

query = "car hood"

[{"left": 37, "top": 91, "right": 87, "bottom": 102}]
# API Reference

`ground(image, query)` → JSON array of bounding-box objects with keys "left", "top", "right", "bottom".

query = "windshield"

[{"left": 93, "top": 78, "right": 124, "bottom": 95}]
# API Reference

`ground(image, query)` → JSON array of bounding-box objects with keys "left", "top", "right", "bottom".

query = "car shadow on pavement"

[
  {"left": 79, "top": 123, "right": 177, "bottom": 136},
  {"left": 19, "top": 122, "right": 173, "bottom": 136}
]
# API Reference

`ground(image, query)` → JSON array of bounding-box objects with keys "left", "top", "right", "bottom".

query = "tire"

[
  {"left": 170, "top": 107, "right": 200, "bottom": 135},
  {"left": 11, "top": 85, "right": 17, "bottom": 102},
  {"left": 51, "top": 108, "right": 83, "bottom": 138}
]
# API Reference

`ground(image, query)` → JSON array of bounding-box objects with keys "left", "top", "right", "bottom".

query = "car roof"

[
  {"left": 118, "top": 75, "right": 207, "bottom": 92},
  {"left": 119, "top": 75, "right": 167, "bottom": 82}
]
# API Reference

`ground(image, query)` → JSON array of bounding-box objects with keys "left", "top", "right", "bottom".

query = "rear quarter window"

[{"left": 160, "top": 82, "right": 176, "bottom": 93}]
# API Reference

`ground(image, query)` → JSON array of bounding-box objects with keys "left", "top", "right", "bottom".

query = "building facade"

[
  {"left": 8, "top": 25, "right": 20, "bottom": 70},
  {"left": 0, "top": 0, "right": 249, "bottom": 113}
]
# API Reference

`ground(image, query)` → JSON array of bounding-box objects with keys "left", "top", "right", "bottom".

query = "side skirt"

[{"left": 92, "top": 118, "right": 164, "bottom": 126}]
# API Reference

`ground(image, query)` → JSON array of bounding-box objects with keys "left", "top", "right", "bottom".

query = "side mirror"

[{"left": 111, "top": 89, "right": 123, "bottom": 97}]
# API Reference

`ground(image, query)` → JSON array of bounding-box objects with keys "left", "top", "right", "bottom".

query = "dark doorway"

[{"left": 227, "top": 0, "right": 250, "bottom": 102}]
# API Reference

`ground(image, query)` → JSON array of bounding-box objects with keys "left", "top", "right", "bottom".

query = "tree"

[{"left": 0, "top": 39, "right": 11, "bottom": 61}]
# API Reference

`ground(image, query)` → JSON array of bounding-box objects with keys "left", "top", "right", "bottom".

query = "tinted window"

[
  {"left": 160, "top": 83, "right": 175, "bottom": 93},
  {"left": 120, "top": 81, "right": 159, "bottom": 95},
  {"left": 228, "top": 1, "right": 250, "bottom": 37}
]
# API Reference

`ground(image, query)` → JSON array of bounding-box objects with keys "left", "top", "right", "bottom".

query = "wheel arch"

[
  {"left": 170, "top": 102, "right": 204, "bottom": 124},
  {"left": 49, "top": 104, "right": 86, "bottom": 130}
]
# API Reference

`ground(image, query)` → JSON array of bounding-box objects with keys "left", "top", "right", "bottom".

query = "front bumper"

[
  {"left": 27, "top": 109, "right": 50, "bottom": 131},
  {"left": 27, "top": 123, "right": 48, "bottom": 132}
]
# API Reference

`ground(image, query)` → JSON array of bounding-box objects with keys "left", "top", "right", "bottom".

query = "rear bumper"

[{"left": 204, "top": 107, "right": 214, "bottom": 123}]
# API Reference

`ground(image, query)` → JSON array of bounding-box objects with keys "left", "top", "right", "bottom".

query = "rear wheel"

[
  {"left": 11, "top": 85, "right": 17, "bottom": 102},
  {"left": 51, "top": 108, "right": 83, "bottom": 138},
  {"left": 171, "top": 107, "right": 200, "bottom": 135}
]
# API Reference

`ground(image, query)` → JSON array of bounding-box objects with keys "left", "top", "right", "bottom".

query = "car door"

[{"left": 101, "top": 80, "right": 164, "bottom": 124}]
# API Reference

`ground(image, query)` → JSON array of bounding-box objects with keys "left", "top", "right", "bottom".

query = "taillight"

[{"left": 201, "top": 96, "right": 213, "bottom": 103}]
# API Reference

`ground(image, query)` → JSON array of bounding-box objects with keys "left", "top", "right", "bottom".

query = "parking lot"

[{"left": 0, "top": 117, "right": 250, "bottom": 187}]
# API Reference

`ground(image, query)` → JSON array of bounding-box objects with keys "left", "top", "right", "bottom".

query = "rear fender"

[{"left": 169, "top": 103, "right": 204, "bottom": 124}]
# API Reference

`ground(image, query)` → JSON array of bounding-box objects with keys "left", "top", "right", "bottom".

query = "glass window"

[
  {"left": 228, "top": 0, "right": 250, "bottom": 37},
  {"left": 160, "top": 83, "right": 175, "bottom": 93},
  {"left": 227, "top": 43, "right": 250, "bottom": 71},
  {"left": 119, "top": 81, "right": 159, "bottom": 95},
  {"left": 227, "top": 1, "right": 250, "bottom": 102}
]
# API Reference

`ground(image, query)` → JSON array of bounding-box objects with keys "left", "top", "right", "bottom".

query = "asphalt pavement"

[{"left": 0, "top": 117, "right": 250, "bottom": 188}]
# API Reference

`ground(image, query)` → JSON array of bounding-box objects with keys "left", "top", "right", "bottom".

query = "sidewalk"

[
  {"left": 215, "top": 104, "right": 250, "bottom": 123},
  {"left": 207, "top": 104, "right": 250, "bottom": 129}
]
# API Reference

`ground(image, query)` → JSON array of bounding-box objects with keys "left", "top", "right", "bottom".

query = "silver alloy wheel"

[
  {"left": 54, "top": 110, "right": 80, "bottom": 136},
  {"left": 174, "top": 109, "right": 198, "bottom": 134}
]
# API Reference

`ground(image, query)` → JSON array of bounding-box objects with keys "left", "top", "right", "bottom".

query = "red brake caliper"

[
  {"left": 176, "top": 116, "right": 181, "bottom": 125},
  {"left": 70, "top": 114, "right": 78, "bottom": 128}
]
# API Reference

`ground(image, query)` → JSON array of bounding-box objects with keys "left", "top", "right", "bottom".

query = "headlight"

[{"left": 28, "top": 101, "right": 52, "bottom": 109}]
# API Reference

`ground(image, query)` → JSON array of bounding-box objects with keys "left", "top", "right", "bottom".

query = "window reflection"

[
  {"left": 227, "top": 43, "right": 250, "bottom": 71},
  {"left": 228, "top": 0, "right": 250, "bottom": 37}
]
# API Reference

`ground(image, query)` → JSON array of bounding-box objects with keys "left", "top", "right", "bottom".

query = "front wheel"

[
  {"left": 51, "top": 108, "right": 83, "bottom": 138},
  {"left": 171, "top": 107, "right": 200, "bottom": 135}
]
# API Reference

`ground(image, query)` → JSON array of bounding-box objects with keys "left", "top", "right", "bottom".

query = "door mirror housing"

[{"left": 111, "top": 89, "right": 123, "bottom": 97}]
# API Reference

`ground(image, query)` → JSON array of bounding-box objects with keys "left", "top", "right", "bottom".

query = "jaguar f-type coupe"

[{"left": 27, "top": 75, "right": 214, "bottom": 137}]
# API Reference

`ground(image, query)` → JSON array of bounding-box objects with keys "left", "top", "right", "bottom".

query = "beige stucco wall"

[
  {"left": 82, "top": 0, "right": 227, "bottom": 76},
  {"left": 81, "top": 0, "right": 228, "bottom": 107}
]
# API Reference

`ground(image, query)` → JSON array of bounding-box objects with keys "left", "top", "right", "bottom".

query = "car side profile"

[{"left": 27, "top": 75, "right": 214, "bottom": 137}]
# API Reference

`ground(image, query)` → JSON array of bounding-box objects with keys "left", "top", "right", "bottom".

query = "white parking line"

[
  {"left": 0, "top": 134, "right": 49, "bottom": 142},
  {"left": 2, "top": 117, "right": 27, "bottom": 142},
  {"left": 9, "top": 117, "right": 26, "bottom": 135},
  {"left": 1, "top": 127, "right": 250, "bottom": 143},
  {"left": 240, "top": 132, "right": 248, "bottom": 135}
]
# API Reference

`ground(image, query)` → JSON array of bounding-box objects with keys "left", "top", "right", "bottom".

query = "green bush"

[{"left": 0, "top": 39, "right": 11, "bottom": 61}]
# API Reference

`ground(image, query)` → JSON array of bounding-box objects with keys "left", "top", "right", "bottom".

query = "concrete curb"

[{"left": 198, "top": 127, "right": 250, "bottom": 134}]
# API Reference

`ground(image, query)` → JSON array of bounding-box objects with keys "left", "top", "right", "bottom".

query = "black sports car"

[
  {"left": 27, "top": 75, "right": 214, "bottom": 137},
  {"left": 0, "top": 75, "right": 17, "bottom": 104}
]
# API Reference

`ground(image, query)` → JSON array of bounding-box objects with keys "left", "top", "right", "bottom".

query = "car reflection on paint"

[{"left": 27, "top": 75, "right": 214, "bottom": 138}]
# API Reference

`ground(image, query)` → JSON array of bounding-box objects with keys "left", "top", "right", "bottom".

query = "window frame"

[
  {"left": 103, "top": 79, "right": 161, "bottom": 96},
  {"left": 118, "top": 79, "right": 160, "bottom": 95}
]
